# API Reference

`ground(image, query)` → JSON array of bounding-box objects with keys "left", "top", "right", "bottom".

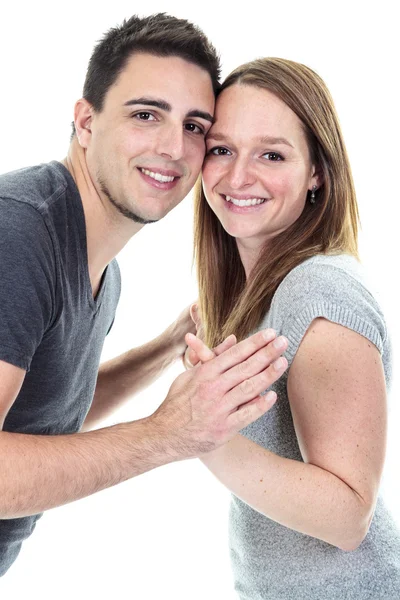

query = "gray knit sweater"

[{"left": 231, "top": 254, "right": 400, "bottom": 599}]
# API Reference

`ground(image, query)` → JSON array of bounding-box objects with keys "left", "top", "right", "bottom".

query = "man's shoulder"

[{"left": 0, "top": 161, "right": 73, "bottom": 213}]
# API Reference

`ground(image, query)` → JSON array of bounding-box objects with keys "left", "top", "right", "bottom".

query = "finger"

[
  {"left": 221, "top": 336, "right": 288, "bottom": 393},
  {"left": 182, "top": 346, "right": 200, "bottom": 369},
  {"left": 185, "top": 346, "right": 204, "bottom": 367},
  {"left": 203, "top": 328, "right": 277, "bottom": 377},
  {"left": 185, "top": 333, "right": 215, "bottom": 363},
  {"left": 187, "top": 348, "right": 200, "bottom": 367},
  {"left": 187, "top": 333, "right": 238, "bottom": 367},
  {"left": 213, "top": 334, "right": 237, "bottom": 357},
  {"left": 190, "top": 303, "right": 202, "bottom": 330},
  {"left": 224, "top": 355, "right": 288, "bottom": 410},
  {"left": 227, "top": 390, "right": 278, "bottom": 432}
]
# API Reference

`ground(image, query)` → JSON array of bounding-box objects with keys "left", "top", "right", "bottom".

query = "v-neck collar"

[{"left": 52, "top": 161, "right": 109, "bottom": 313}]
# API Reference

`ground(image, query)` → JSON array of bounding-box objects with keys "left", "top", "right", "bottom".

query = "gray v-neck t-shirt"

[{"left": 0, "top": 161, "right": 121, "bottom": 575}]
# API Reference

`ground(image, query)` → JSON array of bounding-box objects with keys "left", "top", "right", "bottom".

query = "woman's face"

[{"left": 202, "top": 84, "right": 320, "bottom": 249}]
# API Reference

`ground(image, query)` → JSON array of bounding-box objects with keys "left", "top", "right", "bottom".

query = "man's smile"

[{"left": 137, "top": 166, "right": 182, "bottom": 190}]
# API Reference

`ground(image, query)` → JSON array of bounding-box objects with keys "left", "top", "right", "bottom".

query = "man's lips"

[
  {"left": 137, "top": 167, "right": 182, "bottom": 190},
  {"left": 137, "top": 166, "right": 182, "bottom": 179}
]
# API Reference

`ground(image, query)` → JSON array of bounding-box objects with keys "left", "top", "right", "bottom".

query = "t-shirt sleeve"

[
  {"left": 0, "top": 198, "right": 56, "bottom": 371},
  {"left": 268, "top": 261, "right": 387, "bottom": 367}
]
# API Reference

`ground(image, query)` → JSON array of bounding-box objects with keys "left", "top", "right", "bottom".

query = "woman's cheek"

[{"left": 202, "top": 161, "right": 222, "bottom": 194}]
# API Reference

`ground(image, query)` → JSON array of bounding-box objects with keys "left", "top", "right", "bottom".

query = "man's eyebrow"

[
  {"left": 124, "top": 97, "right": 171, "bottom": 111},
  {"left": 187, "top": 110, "right": 214, "bottom": 124},
  {"left": 123, "top": 98, "right": 214, "bottom": 123}
]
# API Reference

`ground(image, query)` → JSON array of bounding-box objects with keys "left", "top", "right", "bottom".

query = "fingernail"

[
  {"left": 264, "top": 390, "right": 277, "bottom": 403},
  {"left": 273, "top": 336, "right": 287, "bottom": 350},
  {"left": 273, "top": 357, "right": 286, "bottom": 371},
  {"left": 263, "top": 328, "right": 276, "bottom": 341}
]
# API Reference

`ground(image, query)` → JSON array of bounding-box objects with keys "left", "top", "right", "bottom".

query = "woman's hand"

[
  {"left": 183, "top": 302, "right": 238, "bottom": 368},
  {"left": 185, "top": 331, "right": 237, "bottom": 364},
  {"left": 183, "top": 303, "right": 205, "bottom": 368}
]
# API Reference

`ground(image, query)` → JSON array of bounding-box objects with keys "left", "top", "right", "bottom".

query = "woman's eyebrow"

[
  {"left": 206, "top": 132, "right": 228, "bottom": 141},
  {"left": 207, "top": 133, "right": 294, "bottom": 148},
  {"left": 259, "top": 135, "right": 294, "bottom": 148}
]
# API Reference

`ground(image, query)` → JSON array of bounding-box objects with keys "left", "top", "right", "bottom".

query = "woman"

[{"left": 187, "top": 58, "right": 400, "bottom": 598}]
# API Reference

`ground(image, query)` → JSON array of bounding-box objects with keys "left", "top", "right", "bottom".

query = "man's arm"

[
  {"left": 83, "top": 306, "right": 193, "bottom": 431},
  {"left": 0, "top": 328, "right": 287, "bottom": 519}
]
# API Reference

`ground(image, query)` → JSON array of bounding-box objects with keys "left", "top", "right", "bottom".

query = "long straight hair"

[{"left": 194, "top": 58, "right": 360, "bottom": 347}]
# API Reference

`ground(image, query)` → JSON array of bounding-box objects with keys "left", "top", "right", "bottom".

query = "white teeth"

[
  {"left": 140, "top": 168, "right": 175, "bottom": 183},
  {"left": 225, "top": 195, "right": 266, "bottom": 207}
]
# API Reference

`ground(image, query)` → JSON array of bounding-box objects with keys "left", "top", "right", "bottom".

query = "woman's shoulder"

[
  {"left": 277, "top": 253, "right": 370, "bottom": 293},
  {"left": 272, "top": 253, "right": 380, "bottom": 313},
  {"left": 263, "top": 253, "right": 388, "bottom": 361}
]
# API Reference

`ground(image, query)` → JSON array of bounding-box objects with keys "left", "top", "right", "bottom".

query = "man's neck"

[{"left": 62, "top": 139, "right": 143, "bottom": 297}]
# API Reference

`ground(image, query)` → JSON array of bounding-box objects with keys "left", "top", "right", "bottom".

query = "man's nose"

[{"left": 155, "top": 124, "right": 185, "bottom": 161}]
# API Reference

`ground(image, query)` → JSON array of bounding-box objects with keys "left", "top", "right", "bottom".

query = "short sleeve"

[
  {"left": 0, "top": 198, "right": 56, "bottom": 370},
  {"left": 268, "top": 260, "right": 387, "bottom": 368}
]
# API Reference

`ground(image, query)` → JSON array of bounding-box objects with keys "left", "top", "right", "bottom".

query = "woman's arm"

[{"left": 200, "top": 318, "right": 387, "bottom": 550}]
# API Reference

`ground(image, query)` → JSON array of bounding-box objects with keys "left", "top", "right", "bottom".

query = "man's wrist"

[
  {"left": 140, "top": 413, "right": 183, "bottom": 464},
  {"left": 163, "top": 321, "right": 189, "bottom": 362}
]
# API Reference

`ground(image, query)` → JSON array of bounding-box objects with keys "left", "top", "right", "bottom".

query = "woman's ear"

[{"left": 309, "top": 164, "right": 324, "bottom": 191}]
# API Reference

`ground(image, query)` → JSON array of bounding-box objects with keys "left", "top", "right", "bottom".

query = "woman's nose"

[{"left": 224, "top": 157, "right": 256, "bottom": 190}]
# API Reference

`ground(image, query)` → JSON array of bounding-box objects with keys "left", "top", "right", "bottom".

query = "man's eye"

[
  {"left": 208, "top": 147, "right": 231, "bottom": 156},
  {"left": 134, "top": 112, "right": 156, "bottom": 121},
  {"left": 185, "top": 123, "right": 205, "bottom": 135},
  {"left": 263, "top": 152, "right": 283, "bottom": 161}
]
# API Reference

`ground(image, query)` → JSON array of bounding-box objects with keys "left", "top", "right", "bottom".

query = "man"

[{"left": 0, "top": 14, "right": 286, "bottom": 575}]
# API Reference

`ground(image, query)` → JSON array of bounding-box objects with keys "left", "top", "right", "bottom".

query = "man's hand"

[
  {"left": 149, "top": 328, "right": 288, "bottom": 459},
  {"left": 0, "top": 322, "right": 287, "bottom": 519}
]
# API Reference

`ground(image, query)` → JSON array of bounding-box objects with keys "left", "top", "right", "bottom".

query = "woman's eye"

[
  {"left": 263, "top": 151, "right": 283, "bottom": 161},
  {"left": 208, "top": 147, "right": 231, "bottom": 156},
  {"left": 185, "top": 123, "right": 205, "bottom": 135},
  {"left": 134, "top": 112, "right": 156, "bottom": 121}
]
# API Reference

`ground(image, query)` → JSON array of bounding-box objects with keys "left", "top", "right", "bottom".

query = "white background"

[{"left": 0, "top": 1, "right": 399, "bottom": 598}]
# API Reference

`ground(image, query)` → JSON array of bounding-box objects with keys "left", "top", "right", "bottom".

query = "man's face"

[{"left": 84, "top": 52, "right": 215, "bottom": 224}]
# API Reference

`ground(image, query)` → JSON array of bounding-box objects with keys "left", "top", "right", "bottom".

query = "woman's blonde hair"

[{"left": 194, "top": 57, "right": 360, "bottom": 347}]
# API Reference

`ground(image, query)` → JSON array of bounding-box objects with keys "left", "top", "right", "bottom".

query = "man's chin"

[{"left": 106, "top": 193, "right": 159, "bottom": 225}]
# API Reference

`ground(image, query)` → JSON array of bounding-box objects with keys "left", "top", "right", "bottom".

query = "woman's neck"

[{"left": 236, "top": 238, "right": 267, "bottom": 280}]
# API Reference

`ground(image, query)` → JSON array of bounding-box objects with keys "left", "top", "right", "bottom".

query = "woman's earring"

[{"left": 310, "top": 185, "right": 317, "bottom": 204}]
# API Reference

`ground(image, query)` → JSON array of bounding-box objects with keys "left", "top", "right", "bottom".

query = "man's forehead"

[{"left": 113, "top": 52, "right": 215, "bottom": 101}]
